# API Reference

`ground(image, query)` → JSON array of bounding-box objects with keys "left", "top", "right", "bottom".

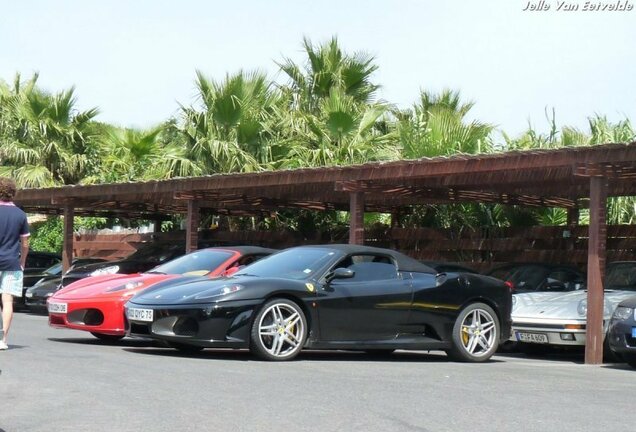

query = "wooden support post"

[
  {"left": 62, "top": 206, "right": 74, "bottom": 272},
  {"left": 186, "top": 200, "right": 200, "bottom": 253},
  {"left": 585, "top": 177, "right": 607, "bottom": 365},
  {"left": 349, "top": 191, "right": 365, "bottom": 245},
  {"left": 390, "top": 209, "right": 401, "bottom": 249},
  {"left": 567, "top": 207, "right": 579, "bottom": 226},
  {"left": 390, "top": 209, "right": 401, "bottom": 229},
  {"left": 153, "top": 218, "right": 163, "bottom": 233}
]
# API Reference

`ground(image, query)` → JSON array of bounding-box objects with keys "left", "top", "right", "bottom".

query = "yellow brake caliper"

[{"left": 461, "top": 325, "right": 470, "bottom": 345}]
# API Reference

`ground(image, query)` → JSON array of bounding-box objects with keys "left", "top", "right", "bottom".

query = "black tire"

[
  {"left": 90, "top": 332, "right": 125, "bottom": 342},
  {"left": 447, "top": 302, "right": 500, "bottom": 362},
  {"left": 497, "top": 340, "right": 520, "bottom": 353},
  {"left": 167, "top": 342, "right": 205, "bottom": 353},
  {"left": 603, "top": 336, "right": 620, "bottom": 362},
  {"left": 250, "top": 298, "right": 307, "bottom": 361},
  {"left": 623, "top": 353, "right": 636, "bottom": 369},
  {"left": 519, "top": 342, "right": 549, "bottom": 356}
]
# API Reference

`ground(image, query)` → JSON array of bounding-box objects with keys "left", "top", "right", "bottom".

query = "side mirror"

[
  {"left": 326, "top": 267, "right": 355, "bottom": 283},
  {"left": 223, "top": 265, "right": 243, "bottom": 277}
]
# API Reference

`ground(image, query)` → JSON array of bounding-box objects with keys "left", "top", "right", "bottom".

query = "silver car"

[{"left": 511, "top": 262, "right": 636, "bottom": 346}]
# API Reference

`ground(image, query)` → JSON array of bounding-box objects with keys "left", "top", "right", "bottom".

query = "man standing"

[{"left": 0, "top": 177, "right": 29, "bottom": 350}]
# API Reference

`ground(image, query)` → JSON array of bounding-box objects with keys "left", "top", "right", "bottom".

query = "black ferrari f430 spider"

[{"left": 125, "top": 245, "right": 511, "bottom": 362}]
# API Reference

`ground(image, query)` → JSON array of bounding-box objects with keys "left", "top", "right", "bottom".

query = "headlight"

[
  {"left": 613, "top": 306, "right": 634, "bottom": 321},
  {"left": 194, "top": 284, "right": 244, "bottom": 300},
  {"left": 90, "top": 265, "right": 120, "bottom": 277},
  {"left": 106, "top": 281, "right": 144, "bottom": 293},
  {"left": 221, "top": 284, "right": 243, "bottom": 295},
  {"left": 577, "top": 300, "right": 587, "bottom": 317}
]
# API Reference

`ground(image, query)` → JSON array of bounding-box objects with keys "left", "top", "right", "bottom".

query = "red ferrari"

[{"left": 47, "top": 246, "right": 275, "bottom": 341}]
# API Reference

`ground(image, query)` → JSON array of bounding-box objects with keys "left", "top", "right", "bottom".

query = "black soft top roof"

[
  {"left": 298, "top": 244, "right": 436, "bottom": 274},
  {"left": 209, "top": 246, "right": 278, "bottom": 255}
]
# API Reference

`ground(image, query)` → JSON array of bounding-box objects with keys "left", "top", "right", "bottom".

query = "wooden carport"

[{"left": 15, "top": 142, "right": 636, "bottom": 364}]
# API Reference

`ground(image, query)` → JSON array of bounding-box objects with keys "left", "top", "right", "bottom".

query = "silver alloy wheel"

[
  {"left": 459, "top": 308, "right": 497, "bottom": 357},
  {"left": 257, "top": 302, "right": 305, "bottom": 358}
]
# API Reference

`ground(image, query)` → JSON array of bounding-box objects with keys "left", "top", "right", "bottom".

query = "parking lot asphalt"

[{"left": 1, "top": 312, "right": 634, "bottom": 432}]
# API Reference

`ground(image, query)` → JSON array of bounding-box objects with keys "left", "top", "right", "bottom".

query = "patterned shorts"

[{"left": 0, "top": 271, "right": 23, "bottom": 297}]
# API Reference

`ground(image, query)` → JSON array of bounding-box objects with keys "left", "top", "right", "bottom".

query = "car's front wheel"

[
  {"left": 622, "top": 353, "right": 636, "bottom": 369},
  {"left": 250, "top": 298, "right": 307, "bottom": 361},
  {"left": 447, "top": 302, "right": 500, "bottom": 362}
]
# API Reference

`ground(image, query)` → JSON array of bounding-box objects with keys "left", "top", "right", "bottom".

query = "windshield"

[
  {"left": 492, "top": 265, "right": 549, "bottom": 291},
  {"left": 151, "top": 249, "right": 233, "bottom": 275},
  {"left": 605, "top": 263, "right": 636, "bottom": 291},
  {"left": 236, "top": 248, "right": 337, "bottom": 280},
  {"left": 44, "top": 262, "right": 63, "bottom": 276},
  {"left": 127, "top": 242, "right": 185, "bottom": 263}
]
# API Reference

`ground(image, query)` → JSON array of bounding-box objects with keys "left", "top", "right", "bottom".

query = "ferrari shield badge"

[{"left": 305, "top": 283, "right": 315, "bottom": 292}]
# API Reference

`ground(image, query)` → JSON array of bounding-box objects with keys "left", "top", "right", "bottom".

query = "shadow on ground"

[
  {"left": 48, "top": 337, "right": 159, "bottom": 348},
  {"left": 119, "top": 347, "right": 507, "bottom": 364}
]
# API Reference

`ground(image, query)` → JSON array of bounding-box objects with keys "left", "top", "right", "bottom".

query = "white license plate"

[
  {"left": 48, "top": 302, "right": 67, "bottom": 314},
  {"left": 26, "top": 292, "right": 33, "bottom": 298},
  {"left": 127, "top": 308, "right": 154, "bottom": 322},
  {"left": 516, "top": 332, "right": 548, "bottom": 344}
]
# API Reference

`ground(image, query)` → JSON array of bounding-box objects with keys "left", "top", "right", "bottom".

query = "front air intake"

[{"left": 173, "top": 317, "right": 199, "bottom": 336}]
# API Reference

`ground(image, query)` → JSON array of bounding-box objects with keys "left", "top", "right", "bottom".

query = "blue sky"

[{"left": 1, "top": 0, "right": 634, "bottom": 137}]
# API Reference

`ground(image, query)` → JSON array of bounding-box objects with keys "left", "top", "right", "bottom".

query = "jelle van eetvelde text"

[{"left": 522, "top": 0, "right": 633, "bottom": 11}]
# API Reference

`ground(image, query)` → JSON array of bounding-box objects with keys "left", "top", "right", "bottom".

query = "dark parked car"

[
  {"left": 61, "top": 240, "right": 226, "bottom": 287},
  {"left": 423, "top": 261, "right": 479, "bottom": 274},
  {"left": 487, "top": 263, "right": 585, "bottom": 293},
  {"left": 23, "top": 257, "right": 107, "bottom": 310},
  {"left": 24, "top": 251, "right": 62, "bottom": 274},
  {"left": 17, "top": 257, "right": 105, "bottom": 310},
  {"left": 608, "top": 295, "right": 636, "bottom": 368},
  {"left": 126, "top": 245, "right": 512, "bottom": 362}
]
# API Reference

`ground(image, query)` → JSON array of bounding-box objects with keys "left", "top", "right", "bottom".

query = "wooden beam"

[
  {"left": 186, "top": 200, "right": 199, "bottom": 253},
  {"left": 336, "top": 181, "right": 577, "bottom": 208},
  {"left": 349, "top": 191, "right": 365, "bottom": 245},
  {"left": 585, "top": 176, "right": 607, "bottom": 365},
  {"left": 574, "top": 162, "right": 636, "bottom": 179},
  {"left": 62, "top": 206, "right": 74, "bottom": 272}
]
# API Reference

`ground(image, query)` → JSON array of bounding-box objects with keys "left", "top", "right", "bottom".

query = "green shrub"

[{"left": 29, "top": 216, "right": 108, "bottom": 253}]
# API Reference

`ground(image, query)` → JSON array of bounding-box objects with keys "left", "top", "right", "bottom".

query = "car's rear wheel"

[
  {"left": 90, "top": 332, "right": 124, "bottom": 342},
  {"left": 250, "top": 298, "right": 307, "bottom": 361},
  {"left": 447, "top": 302, "right": 500, "bottom": 362}
]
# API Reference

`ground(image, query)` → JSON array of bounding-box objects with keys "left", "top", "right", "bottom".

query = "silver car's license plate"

[
  {"left": 127, "top": 308, "right": 153, "bottom": 322},
  {"left": 516, "top": 332, "right": 548, "bottom": 344}
]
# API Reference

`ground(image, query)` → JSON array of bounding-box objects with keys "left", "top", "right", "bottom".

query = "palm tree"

[
  {"left": 179, "top": 70, "right": 283, "bottom": 173},
  {"left": 278, "top": 88, "right": 399, "bottom": 168},
  {"left": 278, "top": 36, "right": 379, "bottom": 114},
  {"left": 276, "top": 37, "right": 397, "bottom": 168},
  {"left": 0, "top": 73, "right": 101, "bottom": 187},
  {"left": 95, "top": 123, "right": 200, "bottom": 183},
  {"left": 398, "top": 89, "right": 495, "bottom": 158}
]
